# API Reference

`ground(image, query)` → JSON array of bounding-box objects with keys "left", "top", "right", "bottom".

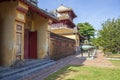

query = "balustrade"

[{"left": 50, "top": 23, "right": 69, "bottom": 29}]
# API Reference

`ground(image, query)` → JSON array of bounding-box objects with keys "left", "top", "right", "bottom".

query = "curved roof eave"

[{"left": 20, "top": 0, "right": 58, "bottom": 21}]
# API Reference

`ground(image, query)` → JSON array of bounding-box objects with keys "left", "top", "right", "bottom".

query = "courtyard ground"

[{"left": 22, "top": 50, "right": 115, "bottom": 80}]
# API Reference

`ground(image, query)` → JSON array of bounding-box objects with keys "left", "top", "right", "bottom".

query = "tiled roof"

[
  {"left": 20, "top": 0, "right": 58, "bottom": 21},
  {"left": 56, "top": 4, "right": 77, "bottom": 18}
]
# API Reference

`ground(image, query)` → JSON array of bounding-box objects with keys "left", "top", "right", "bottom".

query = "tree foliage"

[
  {"left": 77, "top": 22, "right": 95, "bottom": 40},
  {"left": 90, "top": 37, "right": 102, "bottom": 47},
  {"left": 93, "top": 18, "right": 120, "bottom": 53}
]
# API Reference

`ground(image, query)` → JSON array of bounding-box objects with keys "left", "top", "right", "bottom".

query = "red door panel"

[
  {"left": 24, "top": 29, "right": 29, "bottom": 59},
  {"left": 29, "top": 31, "right": 37, "bottom": 59}
]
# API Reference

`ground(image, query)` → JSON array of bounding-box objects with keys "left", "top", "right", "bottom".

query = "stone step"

[
  {"left": 0, "top": 67, "right": 11, "bottom": 73},
  {"left": 0, "top": 59, "right": 49, "bottom": 73},
  {"left": 23, "top": 56, "right": 74, "bottom": 80},
  {"left": 1, "top": 62, "right": 55, "bottom": 80},
  {"left": 0, "top": 59, "right": 55, "bottom": 80},
  {"left": 0, "top": 59, "right": 52, "bottom": 76},
  {"left": 24, "top": 59, "right": 49, "bottom": 66},
  {"left": 22, "top": 59, "right": 51, "bottom": 68},
  {"left": 0, "top": 59, "right": 47, "bottom": 73}
]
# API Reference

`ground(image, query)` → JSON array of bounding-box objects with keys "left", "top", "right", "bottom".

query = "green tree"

[
  {"left": 77, "top": 22, "right": 95, "bottom": 40},
  {"left": 97, "top": 18, "right": 120, "bottom": 53},
  {"left": 90, "top": 37, "right": 101, "bottom": 47}
]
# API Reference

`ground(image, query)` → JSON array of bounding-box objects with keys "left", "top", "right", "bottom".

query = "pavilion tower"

[
  {"left": 50, "top": 5, "right": 80, "bottom": 50},
  {"left": 50, "top": 4, "right": 77, "bottom": 31}
]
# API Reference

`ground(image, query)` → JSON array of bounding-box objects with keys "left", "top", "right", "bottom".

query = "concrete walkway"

[{"left": 21, "top": 50, "right": 114, "bottom": 80}]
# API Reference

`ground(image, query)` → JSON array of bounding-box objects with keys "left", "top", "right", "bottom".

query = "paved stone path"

[
  {"left": 21, "top": 50, "right": 114, "bottom": 80},
  {"left": 70, "top": 50, "right": 114, "bottom": 68}
]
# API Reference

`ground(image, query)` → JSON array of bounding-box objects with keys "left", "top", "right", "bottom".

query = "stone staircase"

[{"left": 0, "top": 59, "right": 56, "bottom": 80}]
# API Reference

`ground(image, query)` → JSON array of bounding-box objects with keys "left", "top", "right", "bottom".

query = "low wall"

[{"left": 50, "top": 33, "right": 75, "bottom": 60}]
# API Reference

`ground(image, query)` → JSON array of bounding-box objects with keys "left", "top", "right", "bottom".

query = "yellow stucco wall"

[
  {"left": 0, "top": 1, "right": 28, "bottom": 66},
  {"left": 18, "top": 1, "right": 28, "bottom": 10},
  {"left": 50, "top": 28, "right": 76, "bottom": 34},
  {"left": 15, "top": 21, "right": 25, "bottom": 60},
  {"left": 26, "top": 12, "right": 49, "bottom": 59},
  {"left": 76, "top": 34, "right": 80, "bottom": 46},
  {"left": 0, "top": 1, "right": 50, "bottom": 66},
  {"left": 62, "top": 34, "right": 80, "bottom": 46},
  {"left": 62, "top": 34, "right": 76, "bottom": 39},
  {"left": 15, "top": 1, "right": 28, "bottom": 60},
  {"left": 34, "top": 15, "right": 49, "bottom": 59},
  {"left": 0, "top": 1, "right": 18, "bottom": 66}
]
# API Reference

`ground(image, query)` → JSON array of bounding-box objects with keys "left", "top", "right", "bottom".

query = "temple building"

[
  {"left": 49, "top": 5, "right": 85, "bottom": 54},
  {"left": 0, "top": 0, "right": 57, "bottom": 66},
  {"left": 0, "top": 1, "right": 85, "bottom": 67}
]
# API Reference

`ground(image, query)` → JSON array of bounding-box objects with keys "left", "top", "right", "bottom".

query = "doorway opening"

[{"left": 24, "top": 29, "right": 37, "bottom": 59}]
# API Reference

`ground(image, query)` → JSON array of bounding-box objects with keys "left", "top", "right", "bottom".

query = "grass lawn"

[
  {"left": 45, "top": 65, "right": 120, "bottom": 80},
  {"left": 110, "top": 60, "right": 120, "bottom": 68},
  {"left": 107, "top": 54, "right": 120, "bottom": 58}
]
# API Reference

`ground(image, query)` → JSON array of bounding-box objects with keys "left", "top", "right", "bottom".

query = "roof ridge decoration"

[
  {"left": 56, "top": 4, "right": 77, "bottom": 18},
  {"left": 56, "top": 4, "right": 72, "bottom": 12}
]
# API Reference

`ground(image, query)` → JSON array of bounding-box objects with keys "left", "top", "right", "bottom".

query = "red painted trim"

[
  {"left": 52, "top": 20, "right": 75, "bottom": 28},
  {"left": 64, "top": 19, "right": 75, "bottom": 27},
  {"left": 15, "top": 19, "right": 25, "bottom": 23},
  {"left": 57, "top": 20, "right": 75, "bottom": 28},
  {"left": 16, "top": 6, "right": 28, "bottom": 13}
]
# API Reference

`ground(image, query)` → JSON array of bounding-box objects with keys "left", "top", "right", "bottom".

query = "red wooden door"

[
  {"left": 24, "top": 29, "right": 29, "bottom": 59},
  {"left": 29, "top": 31, "right": 37, "bottom": 59}
]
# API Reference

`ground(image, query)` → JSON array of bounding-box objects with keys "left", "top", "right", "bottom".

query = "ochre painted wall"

[
  {"left": 76, "top": 34, "right": 80, "bottom": 46},
  {"left": 62, "top": 34, "right": 76, "bottom": 39},
  {"left": 15, "top": 1, "right": 28, "bottom": 60},
  {"left": 0, "top": 1, "right": 28, "bottom": 66},
  {"left": 0, "top": 1, "right": 50, "bottom": 66},
  {"left": 62, "top": 34, "right": 80, "bottom": 46},
  {"left": 15, "top": 21, "right": 25, "bottom": 60},
  {"left": 28, "top": 13, "right": 49, "bottom": 59},
  {"left": 50, "top": 28, "right": 76, "bottom": 34},
  {"left": 0, "top": 1, "right": 18, "bottom": 66}
]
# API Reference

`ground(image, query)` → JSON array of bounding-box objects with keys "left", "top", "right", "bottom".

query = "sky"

[{"left": 38, "top": 0, "right": 120, "bottom": 30}]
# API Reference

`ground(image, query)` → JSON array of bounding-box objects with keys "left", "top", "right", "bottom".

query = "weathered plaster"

[
  {"left": 0, "top": 1, "right": 17, "bottom": 66},
  {"left": 26, "top": 12, "right": 50, "bottom": 59}
]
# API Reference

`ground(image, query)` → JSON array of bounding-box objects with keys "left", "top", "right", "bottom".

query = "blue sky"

[{"left": 38, "top": 0, "right": 120, "bottom": 30}]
